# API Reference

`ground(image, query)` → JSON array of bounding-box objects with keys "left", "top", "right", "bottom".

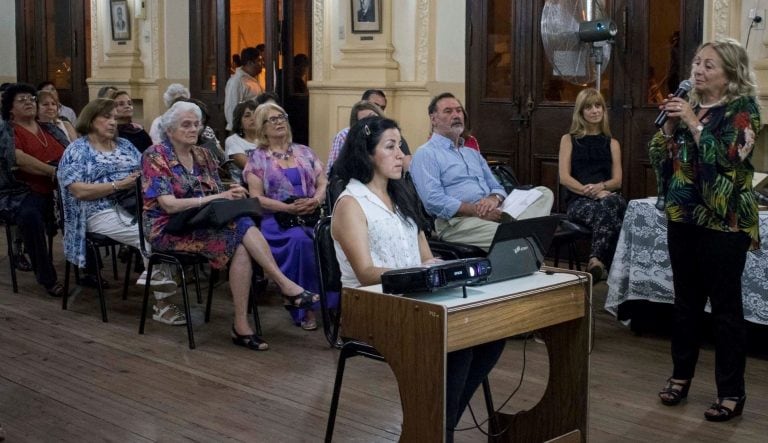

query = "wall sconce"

[{"left": 133, "top": 0, "right": 146, "bottom": 19}]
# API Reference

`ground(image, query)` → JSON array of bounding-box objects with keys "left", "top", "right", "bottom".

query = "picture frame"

[
  {"left": 110, "top": 0, "right": 131, "bottom": 41},
  {"left": 350, "top": 0, "right": 381, "bottom": 34}
]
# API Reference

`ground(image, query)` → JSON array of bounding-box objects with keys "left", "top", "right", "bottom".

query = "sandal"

[
  {"left": 14, "top": 253, "right": 32, "bottom": 272},
  {"left": 152, "top": 304, "right": 187, "bottom": 326},
  {"left": 704, "top": 396, "right": 746, "bottom": 422},
  {"left": 231, "top": 326, "right": 269, "bottom": 351},
  {"left": 282, "top": 290, "right": 320, "bottom": 310},
  {"left": 658, "top": 377, "right": 691, "bottom": 406},
  {"left": 46, "top": 282, "right": 65, "bottom": 298},
  {"left": 301, "top": 318, "right": 318, "bottom": 331}
]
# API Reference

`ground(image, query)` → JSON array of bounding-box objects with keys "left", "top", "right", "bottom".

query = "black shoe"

[
  {"left": 704, "top": 396, "right": 746, "bottom": 422},
  {"left": 231, "top": 326, "right": 269, "bottom": 351},
  {"left": 658, "top": 377, "right": 691, "bottom": 406}
]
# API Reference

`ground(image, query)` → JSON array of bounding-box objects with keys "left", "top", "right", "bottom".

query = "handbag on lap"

[{"left": 165, "top": 198, "right": 262, "bottom": 234}]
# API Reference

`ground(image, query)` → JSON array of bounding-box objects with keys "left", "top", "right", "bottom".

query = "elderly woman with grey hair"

[
  {"left": 141, "top": 101, "right": 319, "bottom": 351},
  {"left": 149, "top": 83, "right": 191, "bottom": 144}
]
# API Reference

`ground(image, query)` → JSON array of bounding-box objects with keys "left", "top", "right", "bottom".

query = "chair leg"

[
  {"left": 177, "top": 264, "right": 196, "bottom": 349},
  {"left": 481, "top": 377, "right": 499, "bottom": 437},
  {"left": 62, "top": 261, "right": 71, "bottom": 310},
  {"left": 121, "top": 250, "right": 133, "bottom": 301},
  {"left": 192, "top": 264, "right": 203, "bottom": 304},
  {"left": 138, "top": 260, "right": 156, "bottom": 335},
  {"left": 90, "top": 243, "right": 108, "bottom": 323},
  {"left": 6, "top": 226, "right": 18, "bottom": 293},
  {"left": 205, "top": 268, "right": 218, "bottom": 323},
  {"left": 110, "top": 245, "right": 118, "bottom": 280},
  {"left": 249, "top": 284, "right": 262, "bottom": 337},
  {"left": 325, "top": 345, "right": 354, "bottom": 443}
]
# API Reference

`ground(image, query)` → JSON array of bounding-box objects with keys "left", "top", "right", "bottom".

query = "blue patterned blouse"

[{"left": 57, "top": 136, "right": 141, "bottom": 267}]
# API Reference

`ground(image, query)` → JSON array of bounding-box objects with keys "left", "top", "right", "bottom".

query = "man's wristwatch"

[{"left": 491, "top": 194, "right": 503, "bottom": 206}]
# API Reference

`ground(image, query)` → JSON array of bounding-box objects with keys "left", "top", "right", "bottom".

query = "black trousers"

[
  {"left": 667, "top": 221, "right": 750, "bottom": 398},
  {"left": 445, "top": 339, "right": 506, "bottom": 442},
  {"left": 16, "top": 192, "right": 57, "bottom": 289}
]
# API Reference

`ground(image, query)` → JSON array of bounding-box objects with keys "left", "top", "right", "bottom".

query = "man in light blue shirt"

[{"left": 410, "top": 92, "right": 553, "bottom": 250}]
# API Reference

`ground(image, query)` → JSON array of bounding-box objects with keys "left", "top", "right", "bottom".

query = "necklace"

[
  {"left": 21, "top": 123, "right": 49, "bottom": 148},
  {"left": 270, "top": 146, "right": 293, "bottom": 160},
  {"left": 699, "top": 99, "right": 724, "bottom": 109}
]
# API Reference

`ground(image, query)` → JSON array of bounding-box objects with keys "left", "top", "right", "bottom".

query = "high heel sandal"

[
  {"left": 231, "top": 326, "right": 269, "bottom": 351},
  {"left": 658, "top": 377, "right": 691, "bottom": 406},
  {"left": 704, "top": 396, "right": 746, "bottom": 422}
]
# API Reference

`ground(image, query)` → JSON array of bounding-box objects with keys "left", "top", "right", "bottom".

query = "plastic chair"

[{"left": 134, "top": 178, "right": 263, "bottom": 349}]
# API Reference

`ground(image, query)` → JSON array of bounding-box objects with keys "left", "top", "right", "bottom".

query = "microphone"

[{"left": 654, "top": 80, "right": 693, "bottom": 128}]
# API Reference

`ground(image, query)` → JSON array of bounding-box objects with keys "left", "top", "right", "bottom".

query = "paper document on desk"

[
  {"left": 753, "top": 172, "right": 767, "bottom": 190},
  {"left": 501, "top": 188, "right": 543, "bottom": 219}
]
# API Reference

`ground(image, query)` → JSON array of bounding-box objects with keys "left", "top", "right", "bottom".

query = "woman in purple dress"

[{"left": 243, "top": 103, "right": 328, "bottom": 330}]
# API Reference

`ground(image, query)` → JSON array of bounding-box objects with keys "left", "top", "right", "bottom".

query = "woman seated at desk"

[
  {"left": 558, "top": 88, "right": 627, "bottom": 282},
  {"left": 331, "top": 116, "right": 505, "bottom": 441}
]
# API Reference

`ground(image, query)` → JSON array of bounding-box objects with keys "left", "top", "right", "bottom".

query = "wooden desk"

[{"left": 341, "top": 268, "right": 591, "bottom": 442}]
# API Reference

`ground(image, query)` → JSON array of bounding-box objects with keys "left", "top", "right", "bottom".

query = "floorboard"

[{"left": 0, "top": 239, "right": 766, "bottom": 442}]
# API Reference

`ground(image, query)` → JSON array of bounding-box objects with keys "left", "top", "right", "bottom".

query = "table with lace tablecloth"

[{"left": 605, "top": 198, "right": 768, "bottom": 326}]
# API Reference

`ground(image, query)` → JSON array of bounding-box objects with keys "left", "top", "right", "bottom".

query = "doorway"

[
  {"left": 466, "top": 0, "right": 703, "bottom": 203},
  {"left": 189, "top": 0, "right": 311, "bottom": 143},
  {"left": 15, "top": 0, "right": 91, "bottom": 114}
]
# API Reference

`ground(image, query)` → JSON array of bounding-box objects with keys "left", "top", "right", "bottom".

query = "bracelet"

[
  {"left": 111, "top": 181, "right": 118, "bottom": 191},
  {"left": 198, "top": 196, "right": 203, "bottom": 208}
]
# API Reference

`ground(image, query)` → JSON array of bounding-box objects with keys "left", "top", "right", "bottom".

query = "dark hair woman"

[
  {"left": 0, "top": 83, "right": 68, "bottom": 297},
  {"left": 331, "top": 116, "right": 504, "bottom": 441}
]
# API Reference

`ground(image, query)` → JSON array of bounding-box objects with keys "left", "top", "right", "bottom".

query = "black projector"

[{"left": 381, "top": 257, "right": 492, "bottom": 294}]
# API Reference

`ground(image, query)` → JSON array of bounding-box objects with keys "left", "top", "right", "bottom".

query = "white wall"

[
  {"left": 0, "top": 1, "right": 17, "bottom": 82},
  {"left": 434, "top": 0, "right": 465, "bottom": 84},
  {"left": 164, "top": 0, "right": 190, "bottom": 81}
]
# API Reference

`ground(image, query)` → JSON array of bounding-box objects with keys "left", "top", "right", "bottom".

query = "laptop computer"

[{"left": 474, "top": 215, "right": 560, "bottom": 285}]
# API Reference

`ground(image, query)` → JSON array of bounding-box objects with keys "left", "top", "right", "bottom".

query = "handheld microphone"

[{"left": 654, "top": 79, "right": 693, "bottom": 128}]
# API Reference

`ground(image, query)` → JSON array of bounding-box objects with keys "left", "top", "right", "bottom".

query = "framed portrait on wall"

[
  {"left": 110, "top": 0, "right": 131, "bottom": 41},
  {"left": 350, "top": 0, "right": 381, "bottom": 33}
]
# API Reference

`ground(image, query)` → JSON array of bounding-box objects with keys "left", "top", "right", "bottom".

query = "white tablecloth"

[{"left": 605, "top": 198, "right": 768, "bottom": 325}]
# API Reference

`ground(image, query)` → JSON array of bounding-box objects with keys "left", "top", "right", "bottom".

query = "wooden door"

[
  {"left": 15, "top": 0, "right": 90, "bottom": 113},
  {"left": 466, "top": 0, "right": 702, "bottom": 203},
  {"left": 189, "top": 0, "right": 311, "bottom": 143}
]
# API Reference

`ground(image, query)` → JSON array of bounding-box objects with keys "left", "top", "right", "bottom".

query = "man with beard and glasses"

[{"left": 410, "top": 92, "right": 554, "bottom": 250}]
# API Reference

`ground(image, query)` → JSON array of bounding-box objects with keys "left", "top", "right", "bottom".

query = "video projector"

[{"left": 381, "top": 257, "right": 492, "bottom": 294}]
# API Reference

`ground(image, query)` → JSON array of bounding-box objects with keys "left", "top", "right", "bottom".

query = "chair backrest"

[
  {"left": 325, "top": 175, "right": 347, "bottom": 214},
  {"left": 313, "top": 215, "right": 342, "bottom": 346},
  {"left": 133, "top": 177, "right": 151, "bottom": 259},
  {"left": 487, "top": 160, "right": 521, "bottom": 193}
]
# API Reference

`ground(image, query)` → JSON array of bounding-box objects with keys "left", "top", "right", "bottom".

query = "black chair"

[
  {"left": 56, "top": 187, "right": 136, "bottom": 322},
  {"left": 313, "top": 215, "right": 498, "bottom": 441},
  {"left": 1, "top": 218, "right": 19, "bottom": 293},
  {"left": 134, "top": 178, "right": 263, "bottom": 349}
]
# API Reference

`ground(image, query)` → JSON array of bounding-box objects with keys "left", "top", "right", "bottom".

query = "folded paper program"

[{"left": 501, "top": 188, "right": 544, "bottom": 219}]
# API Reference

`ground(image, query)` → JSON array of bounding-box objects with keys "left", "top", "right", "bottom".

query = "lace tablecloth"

[{"left": 605, "top": 198, "right": 768, "bottom": 325}]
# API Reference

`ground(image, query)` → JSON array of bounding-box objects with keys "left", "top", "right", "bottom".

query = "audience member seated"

[
  {"left": 225, "top": 101, "right": 259, "bottom": 183},
  {"left": 243, "top": 102, "right": 328, "bottom": 331},
  {"left": 410, "top": 92, "right": 554, "bottom": 251},
  {"left": 331, "top": 116, "right": 505, "bottom": 441},
  {"left": 558, "top": 88, "right": 627, "bottom": 281},
  {"left": 183, "top": 98, "right": 227, "bottom": 167},
  {"left": 0, "top": 83, "right": 68, "bottom": 297},
  {"left": 37, "top": 81, "right": 77, "bottom": 124},
  {"left": 110, "top": 91, "right": 153, "bottom": 153},
  {"left": 361, "top": 89, "right": 387, "bottom": 111},
  {"left": 57, "top": 98, "right": 184, "bottom": 325},
  {"left": 37, "top": 90, "right": 78, "bottom": 143},
  {"left": 326, "top": 100, "right": 384, "bottom": 176},
  {"left": 149, "top": 84, "right": 190, "bottom": 144},
  {"left": 141, "top": 101, "right": 320, "bottom": 350}
]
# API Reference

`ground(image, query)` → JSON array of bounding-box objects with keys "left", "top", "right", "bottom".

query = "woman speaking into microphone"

[{"left": 649, "top": 38, "right": 761, "bottom": 422}]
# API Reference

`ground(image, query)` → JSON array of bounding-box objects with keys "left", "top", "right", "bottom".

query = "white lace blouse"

[{"left": 333, "top": 179, "right": 422, "bottom": 288}]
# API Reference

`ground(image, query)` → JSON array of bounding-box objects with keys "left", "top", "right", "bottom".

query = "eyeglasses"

[
  {"left": 15, "top": 95, "right": 37, "bottom": 103},
  {"left": 264, "top": 114, "right": 288, "bottom": 125}
]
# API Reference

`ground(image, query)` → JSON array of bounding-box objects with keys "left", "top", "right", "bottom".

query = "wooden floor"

[{"left": 1, "top": 240, "right": 767, "bottom": 442}]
